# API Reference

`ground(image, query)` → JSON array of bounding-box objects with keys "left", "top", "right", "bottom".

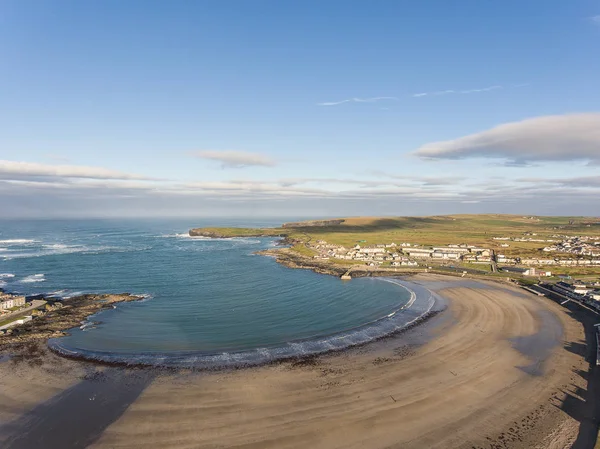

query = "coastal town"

[
  {"left": 309, "top": 232, "right": 600, "bottom": 270},
  {"left": 0, "top": 292, "right": 47, "bottom": 334}
]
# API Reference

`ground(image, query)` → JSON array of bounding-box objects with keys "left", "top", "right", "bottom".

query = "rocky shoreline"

[
  {"left": 188, "top": 228, "right": 287, "bottom": 239},
  {"left": 258, "top": 247, "right": 423, "bottom": 278},
  {"left": 0, "top": 293, "right": 143, "bottom": 351}
]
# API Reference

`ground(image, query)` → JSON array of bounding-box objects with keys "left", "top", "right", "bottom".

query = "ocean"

[{"left": 0, "top": 219, "right": 435, "bottom": 368}]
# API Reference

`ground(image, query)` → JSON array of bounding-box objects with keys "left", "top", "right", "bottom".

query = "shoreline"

[
  {"left": 2, "top": 273, "right": 593, "bottom": 449},
  {"left": 1, "top": 273, "right": 597, "bottom": 448},
  {"left": 46, "top": 278, "right": 442, "bottom": 370},
  {"left": 0, "top": 293, "right": 144, "bottom": 352}
]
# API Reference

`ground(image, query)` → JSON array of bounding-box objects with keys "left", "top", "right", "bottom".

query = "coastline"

[
  {"left": 0, "top": 293, "right": 144, "bottom": 351},
  {"left": 1, "top": 273, "right": 595, "bottom": 449},
  {"left": 1, "top": 230, "right": 599, "bottom": 448},
  {"left": 46, "top": 278, "right": 441, "bottom": 370}
]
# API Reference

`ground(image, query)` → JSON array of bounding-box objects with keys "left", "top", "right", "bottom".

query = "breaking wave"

[
  {"left": 0, "top": 239, "right": 37, "bottom": 244},
  {"left": 19, "top": 274, "right": 46, "bottom": 283},
  {"left": 1, "top": 243, "right": 150, "bottom": 259}
]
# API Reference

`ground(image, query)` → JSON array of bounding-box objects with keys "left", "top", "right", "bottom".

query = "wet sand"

[{"left": 0, "top": 275, "right": 596, "bottom": 449}]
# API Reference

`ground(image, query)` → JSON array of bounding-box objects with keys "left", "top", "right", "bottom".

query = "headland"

[{"left": 190, "top": 214, "right": 600, "bottom": 282}]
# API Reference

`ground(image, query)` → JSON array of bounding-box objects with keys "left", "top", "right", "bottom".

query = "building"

[
  {"left": 552, "top": 281, "right": 583, "bottom": 298},
  {"left": 572, "top": 283, "right": 592, "bottom": 295},
  {"left": 433, "top": 247, "right": 470, "bottom": 254},
  {"left": 405, "top": 248, "right": 433, "bottom": 258},
  {"left": 432, "top": 250, "right": 460, "bottom": 260},
  {"left": 0, "top": 295, "right": 26, "bottom": 310},
  {"left": 359, "top": 247, "right": 386, "bottom": 254},
  {"left": 501, "top": 267, "right": 549, "bottom": 276}
]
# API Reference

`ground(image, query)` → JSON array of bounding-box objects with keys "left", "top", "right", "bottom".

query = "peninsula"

[
  {"left": 190, "top": 214, "right": 600, "bottom": 282},
  {"left": 0, "top": 293, "right": 143, "bottom": 351}
]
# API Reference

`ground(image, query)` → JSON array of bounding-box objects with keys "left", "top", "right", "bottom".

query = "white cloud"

[
  {"left": 459, "top": 85, "right": 502, "bottom": 94},
  {"left": 317, "top": 97, "right": 398, "bottom": 106},
  {"left": 191, "top": 150, "right": 276, "bottom": 168},
  {"left": 413, "top": 86, "right": 502, "bottom": 97},
  {"left": 414, "top": 113, "right": 600, "bottom": 164},
  {"left": 3, "top": 172, "right": 600, "bottom": 217},
  {"left": 517, "top": 176, "right": 600, "bottom": 188},
  {"left": 184, "top": 180, "right": 326, "bottom": 196},
  {"left": 0, "top": 160, "right": 157, "bottom": 180}
]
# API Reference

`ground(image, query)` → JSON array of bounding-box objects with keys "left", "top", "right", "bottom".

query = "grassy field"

[
  {"left": 289, "top": 215, "right": 600, "bottom": 248},
  {"left": 191, "top": 214, "right": 600, "bottom": 278},
  {"left": 192, "top": 227, "right": 285, "bottom": 237}
]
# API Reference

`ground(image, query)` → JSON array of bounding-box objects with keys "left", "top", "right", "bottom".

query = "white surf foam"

[
  {"left": 134, "top": 293, "right": 154, "bottom": 302},
  {"left": 0, "top": 273, "right": 15, "bottom": 279},
  {"left": 43, "top": 243, "right": 70, "bottom": 249},
  {"left": 19, "top": 273, "right": 46, "bottom": 283},
  {"left": 0, "top": 239, "right": 37, "bottom": 244},
  {"left": 61, "top": 291, "right": 85, "bottom": 299},
  {"left": 1, "top": 244, "right": 148, "bottom": 259}
]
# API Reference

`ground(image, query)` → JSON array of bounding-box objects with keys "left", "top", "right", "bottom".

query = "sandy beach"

[{"left": 1, "top": 274, "right": 597, "bottom": 449}]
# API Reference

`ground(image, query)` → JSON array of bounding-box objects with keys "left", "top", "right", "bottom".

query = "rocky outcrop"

[
  {"left": 188, "top": 228, "right": 282, "bottom": 238},
  {"left": 0, "top": 293, "right": 143, "bottom": 349},
  {"left": 189, "top": 229, "right": 234, "bottom": 238},
  {"left": 282, "top": 219, "right": 345, "bottom": 228}
]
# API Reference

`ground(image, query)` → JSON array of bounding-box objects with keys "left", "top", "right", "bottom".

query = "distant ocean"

[{"left": 0, "top": 219, "right": 435, "bottom": 368}]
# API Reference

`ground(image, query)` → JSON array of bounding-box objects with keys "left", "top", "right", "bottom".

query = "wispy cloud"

[
  {"left": 320, "top": 84, "right": 525, "bottom": 105},
  {"left": 317, "top": 97, "right": 398, "bottom": 106},
  {"left": 459, "top": 85, "right": 502, "bottom": 94},
  {"left": 3, "top": 171, "right": 600, "bottom": 217},
  {"left": 0, "top": 160, "right": 159, "bottom": 181},
  {"left": 191, "top": 150, "right": 276, "bottom": 168},
  {"left": 412, "top": 90, "right": 455, "bottom": 97},
  {"left": 591, "top": 15, "right": 600, "bottom": 24},
  {"left": 413, "top": 85, "right": 502, "bottom": 97},
  {"left": 413, "top": 113, "right": 600, "bottom": 165}
]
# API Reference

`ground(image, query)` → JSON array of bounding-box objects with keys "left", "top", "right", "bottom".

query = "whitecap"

[
  {"left": 1, "top": 244, "right": 148, "bottom": 259},
  {"left": 135, "top": 293, "right": 154, "bottom": 302},
  {"left": 0, "top": 239, "right": 37, "bottom": 244},
  {"left": 19, "top": 274, "right": 46, "bottom": 283},
  {"left": 61, "top": 291, "right": 85, "bottom": 299},
  {"left": 43, "top": 243, "right": 71, "bottom": 249},
  {"left": 0, "top": 273, "right": 15, "bottom": 278}
]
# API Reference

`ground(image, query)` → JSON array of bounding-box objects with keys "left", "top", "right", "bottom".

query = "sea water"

[{"left": 0, "top": 219, "right": 434, "bottom": 367}]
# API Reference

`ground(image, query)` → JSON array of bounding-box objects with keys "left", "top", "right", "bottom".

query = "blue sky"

[{"left": 1, "top": 0, "right": 599, "bottom": 218}]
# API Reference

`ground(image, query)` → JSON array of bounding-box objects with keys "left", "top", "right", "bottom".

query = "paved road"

[{"left": 0, "top": 299, "right": 47, "bottom": 321}]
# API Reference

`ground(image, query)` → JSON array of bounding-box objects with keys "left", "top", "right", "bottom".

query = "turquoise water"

[{"left": 0, "top": 219, "right": 434, "bottom": 367}]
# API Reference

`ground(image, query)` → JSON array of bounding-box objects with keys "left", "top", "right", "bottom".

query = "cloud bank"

[
  {"left": 192, "top": 150, "right": 276, "bottom": 168},
  {"left": 0, "top": 160, "right": 157, "bottom": 181},
  {"left": 414, "top": 113, "right": 600, "bottom": 165}
]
